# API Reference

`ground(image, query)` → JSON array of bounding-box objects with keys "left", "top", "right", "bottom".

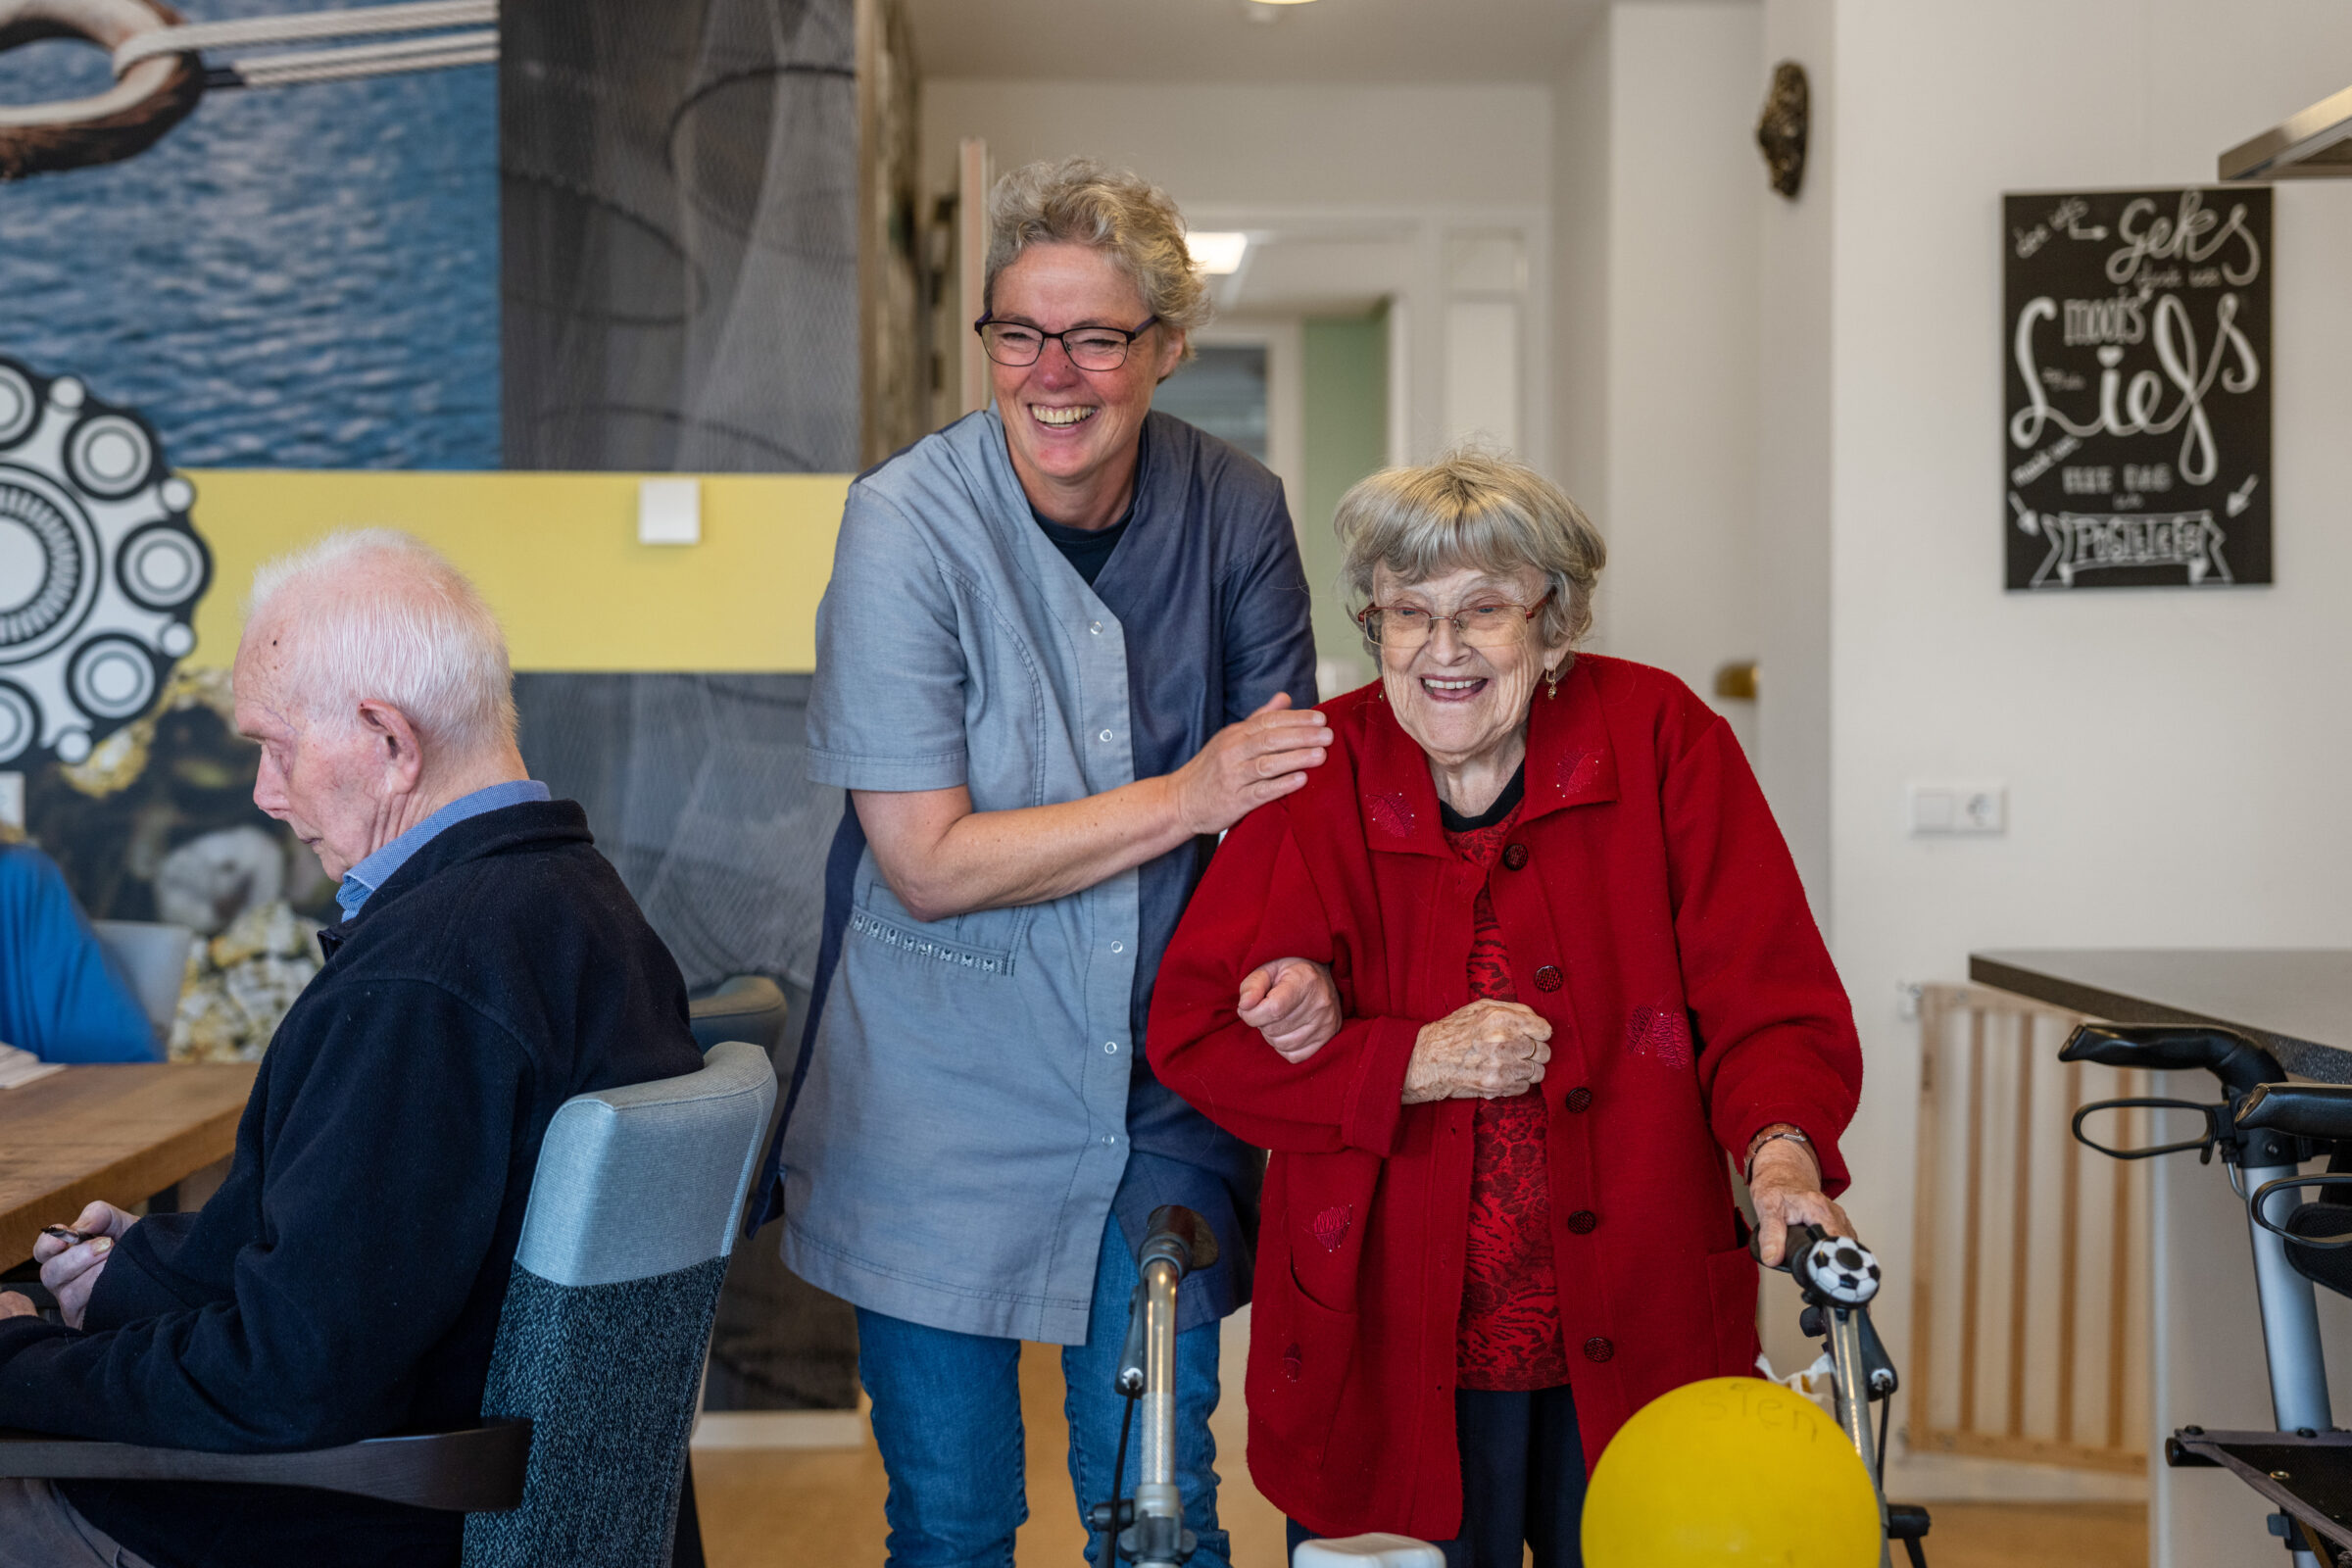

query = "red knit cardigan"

[{"left": 1147, "top": 656, "right": 1863, "bottom": 1542}]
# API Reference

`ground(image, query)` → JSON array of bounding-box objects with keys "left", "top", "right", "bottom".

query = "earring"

[{"left": 1545, "top": 665, "right": 1561, "bottom": 701}]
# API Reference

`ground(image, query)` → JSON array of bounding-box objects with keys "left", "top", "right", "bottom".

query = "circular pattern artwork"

[{"left": 0, "top": 358, "right": 210, "bottom": 766}]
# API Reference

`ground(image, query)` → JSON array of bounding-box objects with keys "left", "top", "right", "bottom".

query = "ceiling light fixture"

[
  {"left": 1244, "top": 0, "right": 1314, "bottom": 22},
  {"left": 1188, "top": 232, "right": 1249, "bottom": 274}
]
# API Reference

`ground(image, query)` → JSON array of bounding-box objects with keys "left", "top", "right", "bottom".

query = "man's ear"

[{"left": 354, "top": 700, "right": 426, "bottom": 795}]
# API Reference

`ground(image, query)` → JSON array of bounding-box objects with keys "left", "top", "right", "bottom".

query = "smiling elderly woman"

[{"left": 1148, "top": 452, "right": 1866, "bottom": 1568}]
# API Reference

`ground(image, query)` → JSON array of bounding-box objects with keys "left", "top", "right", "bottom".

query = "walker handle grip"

[{"left": 2058, "top": 1023, "right": 2283, "bottom": 1099}]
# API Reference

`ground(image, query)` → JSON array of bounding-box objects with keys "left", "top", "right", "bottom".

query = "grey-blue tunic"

[{"left": 776, "top": 408, "right": 1315, "bottom": 1343}]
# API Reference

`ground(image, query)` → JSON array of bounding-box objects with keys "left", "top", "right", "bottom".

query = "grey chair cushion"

[
  {"left": 464, "top": 1258, "right": 730, "bottom": 1568},
  {"left": 514, "top": 1040, "right": 775, "bottom": 1289}
]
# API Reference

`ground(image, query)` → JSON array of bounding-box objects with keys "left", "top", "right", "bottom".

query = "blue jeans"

[{"left": 857, "top": 1212, "right": 1232, "bottom": 1568}]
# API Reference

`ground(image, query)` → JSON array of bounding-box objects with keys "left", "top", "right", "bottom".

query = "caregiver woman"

[
  {"left": 1148, "top": 453, "right": 1866, "bottom": 1568},
  {"left": 753, "top": 159, "right": 1334, "bottom": 1568}
]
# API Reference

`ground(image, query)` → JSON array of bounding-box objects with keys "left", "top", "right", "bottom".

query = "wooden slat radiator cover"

[{"left": 1908, "top": 984, "right": 2149, "bottom": 1472}]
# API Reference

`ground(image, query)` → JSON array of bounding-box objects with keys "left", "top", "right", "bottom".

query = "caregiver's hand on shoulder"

[
  {"left": 1746, "top": 1129, "right": 1855, "bottom": 1267},
  {"left": 35, "top": 1200, "right": 138, "bottom": 1331},
  {"left": 1166, "top": 694, "right": 1330, "bottom": 836},
  {"left": 1239, "top": 956, "right": 1341, "bottom": 1062},
  {"left": 1402, "top": 1000, "right": 1551, "bottom": 1103}
]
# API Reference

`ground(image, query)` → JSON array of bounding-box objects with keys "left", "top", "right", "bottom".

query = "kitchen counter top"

[{"left": 1970, "top": 949, "right": 2352, "bottom": 1083}]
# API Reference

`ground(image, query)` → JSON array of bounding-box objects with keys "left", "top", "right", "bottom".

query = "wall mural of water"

[{"left": 0, "top": 0, "right": 498, "bottom": 469}]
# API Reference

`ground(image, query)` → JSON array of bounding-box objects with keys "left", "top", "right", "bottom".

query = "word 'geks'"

[
  {"left": 2009, "top": 291, "right": 2259, "bottom": 485},
  {"left": 2101, "top": 190, "right": 2262, "bottom": 288}
]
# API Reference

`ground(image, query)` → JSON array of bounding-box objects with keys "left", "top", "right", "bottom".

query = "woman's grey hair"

[
  {"left": 1336, "top": 449, "right": 1607, "bottom": 659},
  {"left": 984, "top": 158, "right": 1211, "bottom": 367},
  {"left": 246, "top": 528, "right": 517, "bottom": 755}
]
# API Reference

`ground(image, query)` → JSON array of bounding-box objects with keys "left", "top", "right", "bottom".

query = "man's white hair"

[{"left": 246, "top": 529, "right": 517, "bottom": 754}]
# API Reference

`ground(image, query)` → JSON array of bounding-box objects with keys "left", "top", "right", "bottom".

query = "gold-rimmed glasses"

[{"left": 1355, "top": 589, "right": 1553, "bottom": 650}]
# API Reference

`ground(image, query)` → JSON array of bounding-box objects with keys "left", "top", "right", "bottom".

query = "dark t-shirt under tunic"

[{"left": 1439, "top": 763, "right": 1571, "bottom": 1392}]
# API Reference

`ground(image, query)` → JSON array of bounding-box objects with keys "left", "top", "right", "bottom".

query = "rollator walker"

[
  {"left": 1094, "top": 1206, "right": 1934, "bottom": 1566},
  {"left": 2063, "top": 1021, "right": 2352, "bottom": 1567}
]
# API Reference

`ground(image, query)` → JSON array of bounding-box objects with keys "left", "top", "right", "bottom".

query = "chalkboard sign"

[{"left": 2004, "top": 187, "right": 2271, "bottom": 590}]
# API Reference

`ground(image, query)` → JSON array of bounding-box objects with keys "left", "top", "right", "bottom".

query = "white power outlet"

[{"left": 1909, "top": 781, "right": 2006, "bottom": 836}]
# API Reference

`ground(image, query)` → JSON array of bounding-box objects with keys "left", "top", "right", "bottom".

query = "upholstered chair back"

[{"left": 462, "top": 1040, "right": 775, "bottom": 1568}]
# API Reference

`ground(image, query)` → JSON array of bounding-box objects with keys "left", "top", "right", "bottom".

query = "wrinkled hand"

[
  {"left": 1166, "top": 694, "right": 1330, "bottom": 837},
  {"left": 1239, "top": 956, "right": 1342, "bottom": 1063},
  {"left": 1402, "top": 1000, "right": 1552, "bottom": 1103},
  {"left": 34, "top": 1200, "right": 138, "bottom": 1331},
  {"left": 1747, "top": 1136, "right": 1854, "bottom": 1267}
]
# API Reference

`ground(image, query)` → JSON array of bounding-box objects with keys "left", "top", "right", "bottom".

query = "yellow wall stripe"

[{"left": 181, "top": 469, "right": 851, "bottom": 672}]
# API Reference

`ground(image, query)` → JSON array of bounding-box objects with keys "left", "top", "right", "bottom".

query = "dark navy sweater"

[{"left": 0, "top": 801, "right": 703, "bottom": 1568}]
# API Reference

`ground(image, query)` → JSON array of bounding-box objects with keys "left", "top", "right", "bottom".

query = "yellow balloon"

[{"left": 1582, "top": 1376, "right": 1882, "bottom": 1567}]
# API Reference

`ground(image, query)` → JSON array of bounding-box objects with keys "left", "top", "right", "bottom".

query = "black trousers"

[{"left": 1289, "top": 1383, "right": 1588, "bottom": 1568}]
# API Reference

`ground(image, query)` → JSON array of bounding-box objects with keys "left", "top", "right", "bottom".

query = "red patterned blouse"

[{"left": 1441, "top": 770, "right": 1571, "bottom": 1392}]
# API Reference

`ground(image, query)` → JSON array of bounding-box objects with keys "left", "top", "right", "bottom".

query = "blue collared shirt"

[{"left": 334, "top": 779, "right": 553, "bottom": 919}]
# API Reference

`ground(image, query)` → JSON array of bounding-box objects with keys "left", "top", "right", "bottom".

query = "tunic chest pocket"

[{"left": 850, "top": 877, "right": 1028, "bottom": 979}]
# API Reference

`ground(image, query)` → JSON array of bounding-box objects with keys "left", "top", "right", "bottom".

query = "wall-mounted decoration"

[
  {"left": 858, "top": 0, "right": 927, "bottom": 466},
  {"left": 501, "top": 0, "right": 860, "bottom": 473},
  {"left": 0, "top": 358, "right": 210, "bottom": 767},
  {"left": 1756, "top": 61, "right": 1808, "bottom": 200},
  {"left": 0, "top": 2, "right": 499, "bottom": 468},
  {"left": 2004, "top": 187, "right": 2271, "bottom": 590}
]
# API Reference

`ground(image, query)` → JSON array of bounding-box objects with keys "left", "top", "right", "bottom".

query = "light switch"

[
  {"left": 638, "top": 478, "right": 701, "bottom": 546},
  {"left": 1909, "top": 781, "right": 2006, "bottom": 836}
]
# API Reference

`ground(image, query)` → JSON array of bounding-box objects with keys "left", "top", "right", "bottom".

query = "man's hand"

[
  {"left": 34, "top": 1200, "right": 138, "bottom": 1331},
  {"left": 1747, "top": 1131, "right": 1855, "bottom": 1267},
  {"left": 0, "top": 1292, "right": 34, "bottom": 1320},
  {"left": 1238, "top": 957, "right": 1341, "bottom": 1063},
  {"left": 1165, "top": 694, "right": 1329, "bottom": 838}
]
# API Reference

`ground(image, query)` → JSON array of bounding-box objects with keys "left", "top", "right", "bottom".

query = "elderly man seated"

[{"left": 0, "top": 531, "right": 703, "bottom": 1568}]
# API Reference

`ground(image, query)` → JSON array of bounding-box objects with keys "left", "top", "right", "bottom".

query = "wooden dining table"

[{"left": 0, "top": 1062, "right": 257, "bottom": 1267}]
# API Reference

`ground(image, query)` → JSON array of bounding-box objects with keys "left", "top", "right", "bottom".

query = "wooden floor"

[{"left": 694, "top": 1342, "right": 2147, "bottom": 1567}]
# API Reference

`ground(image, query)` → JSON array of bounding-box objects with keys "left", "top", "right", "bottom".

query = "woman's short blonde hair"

[
  {"left": 1336, "top": 449, "right": 1607, "bottom": 658},
  {"left": 985, "top": 158, "right": 1211, "bottom": 366}
]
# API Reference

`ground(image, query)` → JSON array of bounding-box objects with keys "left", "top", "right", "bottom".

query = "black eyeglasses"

[{"left": 975, "top": 316, "right": 1159, "bottom": 371}]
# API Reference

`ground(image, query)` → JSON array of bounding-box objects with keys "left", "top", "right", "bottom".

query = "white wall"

[
  {"left": 1552, "top": 12, "right": 1613, "bottom": 533},
  {"left": 1553, "top": 4, "right": 1766, "bottom": 758},
  {"left": 920, "top": 80, "right": 1551, "bottom": 213},
  {"left": 1802, "top": 0, "right": 2352, "bottom": 1494},
  {"left": 1755, "top": 0, "right": 1835, "bottom": 909}
]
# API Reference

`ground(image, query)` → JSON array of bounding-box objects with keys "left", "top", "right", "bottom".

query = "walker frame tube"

[
  {"left": 2242, "top": 1160, "right": 2334, "bottom": 1436},
  {"left": 1132, "top": 1255, "right": 1184, "bottom": 1568}
]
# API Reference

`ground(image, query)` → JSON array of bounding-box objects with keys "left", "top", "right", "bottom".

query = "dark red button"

[
  {"left": 1567, "top": 1209, "right": 1597, "bottom": 1234},
  {"left": 1565, "top": 1087, "right": 1592, "bottom": 1113},
  {"left": 1501, "top": 843, "right": 1530, "bottom": 870},
  {"left": 1534, "top": 964, "right": 1563, "bottom": 992},
  {"left": 1584, "top": 1336, "right": 1614, "bottom": 1363}
]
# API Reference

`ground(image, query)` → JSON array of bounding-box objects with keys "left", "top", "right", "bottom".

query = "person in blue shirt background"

[{"left": 0, "top": 836, "right": 161, "bottom": 1062}]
